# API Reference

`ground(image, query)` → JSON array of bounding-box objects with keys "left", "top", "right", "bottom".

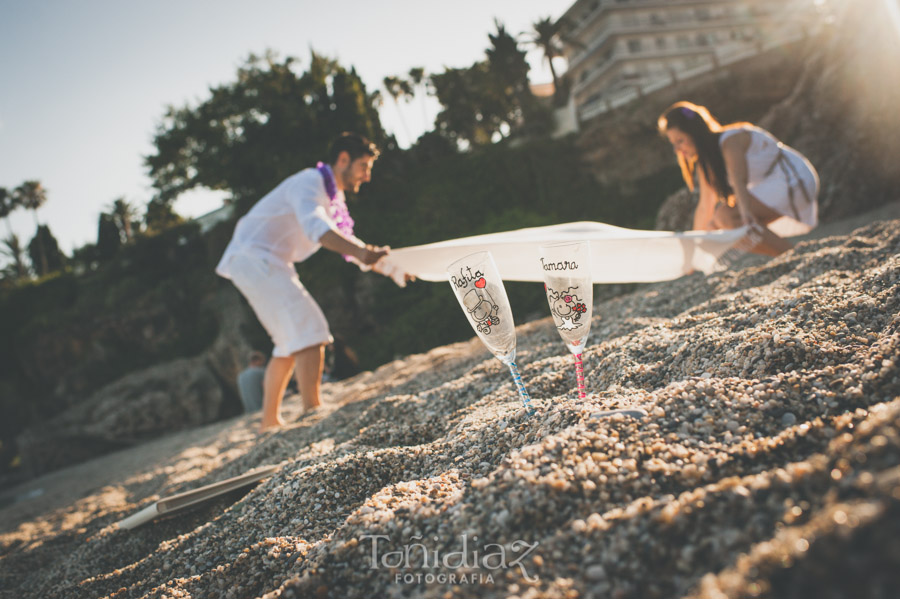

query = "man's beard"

[{"left": 340, "top": 172, "right": 357, "bottom": 192}]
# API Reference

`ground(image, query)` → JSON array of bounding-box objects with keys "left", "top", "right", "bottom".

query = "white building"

[
  {"left": 559, "top": 0, "right": 819, "bottom": 122},
  {"left": 193, "top": 202, "right": 234, "bottom": 234}
]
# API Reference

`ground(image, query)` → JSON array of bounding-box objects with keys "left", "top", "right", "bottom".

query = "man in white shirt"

[{"left": 216, "top": 133, "right": 405, "bottom": 431}]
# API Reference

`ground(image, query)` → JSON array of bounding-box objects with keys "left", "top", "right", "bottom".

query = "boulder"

[
  {"left": 654, "top": 187, "right": 697, "bottom": 232},
  {"left": 15, "top": 287, "right": 256, "bottom": 477}
]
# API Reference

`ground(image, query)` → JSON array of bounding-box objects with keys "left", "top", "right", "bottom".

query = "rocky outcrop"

[
  {"left": 655, "top": 188, "right": 697, "bottom": 232},
  {"left": 759, "top": 0, "right": 900, "bottom": 220},
  {"left": 15, "top": 287, "right": 255, "bottom": 477},
  {"left": 17, "top": 299, "right": 189, "bottom": 401}
]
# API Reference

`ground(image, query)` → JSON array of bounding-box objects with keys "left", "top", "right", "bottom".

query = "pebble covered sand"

[{"left": 1, "top": 217, "right": 899, "bottom": 599}]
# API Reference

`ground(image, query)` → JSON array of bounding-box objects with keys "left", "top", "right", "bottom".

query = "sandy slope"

[{"left": 1, "top": 203, "right": 899, "bottom": 599}]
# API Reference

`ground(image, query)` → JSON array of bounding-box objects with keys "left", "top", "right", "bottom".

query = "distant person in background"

[
  {"left": 216, "top": 133, "right": 411, "bottom": 432},
  {"left": 658, "top": 101, "right": 819, "bottom": 256},
  {"left": 237, "top": 351, "right": 266, "bottom": 413},
  {"left": 322, "top": 336, "right": 361, "bottom": 382}
]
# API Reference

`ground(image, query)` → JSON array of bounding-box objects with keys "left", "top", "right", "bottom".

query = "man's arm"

[
  {"left": 318, "top": 229, "right": 388, "bottom": 265},
  {"left": 319, "top": 229, "right": 413, "bottom": 286},
  {"left": 693, "top": 167, "right": 717, "bottom": 230}
]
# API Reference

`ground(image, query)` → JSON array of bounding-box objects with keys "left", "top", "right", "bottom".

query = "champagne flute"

[
  {"left": 540, "top": 241, "right": 593, "bottom": 400},
  {"left": 447, "top": 251, "right": 535, "bottom": 415}
]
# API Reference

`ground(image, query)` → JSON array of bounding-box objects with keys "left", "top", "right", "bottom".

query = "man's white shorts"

[{"left": 226, "top": 253, "right": 333, "bottom": 357}]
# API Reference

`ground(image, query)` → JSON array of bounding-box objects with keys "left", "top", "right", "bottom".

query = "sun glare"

[{"left": 884, "top": 0, "right": 900, "bottom": 38}]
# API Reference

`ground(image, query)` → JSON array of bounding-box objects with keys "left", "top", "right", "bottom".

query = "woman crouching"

[{"left": 658, "top": 101, "right": 819, "bottom": 256}]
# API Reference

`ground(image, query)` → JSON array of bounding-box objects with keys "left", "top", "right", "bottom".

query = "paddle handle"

[{"left": 116, "top": 503, "right": 159, "bottom": 530}]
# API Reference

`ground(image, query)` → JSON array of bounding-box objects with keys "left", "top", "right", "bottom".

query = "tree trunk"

[{"left": 33, "top": 210, "right": 48, "bottom": 276}]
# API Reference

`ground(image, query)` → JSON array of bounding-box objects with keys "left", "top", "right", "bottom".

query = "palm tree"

[
  {"left": 13, "top": 180, "right": 47, "bottom": 224},
  {"left": 0, "top": 234, "right": 30, "bottom": 281},
  {"left": 487, "top": 19, "right": 530, "bottom": 96},
  {"left": 383, "top": 75, "right": 414, "bottom": 143},
  {"left": 528, "top": 18, "right": 564, "bottom": 96},
  {"left": 110, "top": 197, "right": 137, "bottom": 243},
  {"left": 13, "top": 180, "right": 48, "bottom": 275},
  {"left": 0, "top": 187, "right": 17, "bottom": 237},
  {"left": 486, "top": 19, "right": 535, "bottom": 138},
  {"left": 27, "top": 225, "right": 66, "bottom": 277},
  {"left": 407, "top": 67, "right": 431, "bottom": 131}
]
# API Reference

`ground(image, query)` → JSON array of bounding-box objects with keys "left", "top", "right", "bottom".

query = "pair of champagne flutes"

[{"left": 447, "top": 241, "right": 594, "bottom": 415}]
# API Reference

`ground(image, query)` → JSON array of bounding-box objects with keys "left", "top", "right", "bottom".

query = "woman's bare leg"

[
  {"left": 743, "top": 225, "right": 793, "bottom": 256},
  {"left": 713, "top": 199, "right": 793, "bottom": 256}
]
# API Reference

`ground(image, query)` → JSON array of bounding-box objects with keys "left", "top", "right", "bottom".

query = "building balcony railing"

[
  {"left": 564, "top": 0, "right": 739, "bottom": 40},
  {"left": 566, "top": 14, "right": 759, "bottom": 72},
  {"left": 572, "top": 45, "right": 717, "bottom": 96},
  {"left": 575, "top": 30, "right": 805, "bottom": 121}
]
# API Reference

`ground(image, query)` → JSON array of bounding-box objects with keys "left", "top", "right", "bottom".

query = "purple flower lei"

[{"left": 317, "top": 162, "right": 355, "bottom": 261}]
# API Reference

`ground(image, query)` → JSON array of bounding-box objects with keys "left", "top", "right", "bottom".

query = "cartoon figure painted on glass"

[
  {"left": 546, "top": 286, "right": 588, "bottom": 332},
  {"left": 540, "top": 241, "right": 593, "bottom": 399},
  {"left": 464, "top": 284, "right": 501, "bottom": 334},
  {"left": 447, "top": 251, "right": 535, "bottom": 415}
]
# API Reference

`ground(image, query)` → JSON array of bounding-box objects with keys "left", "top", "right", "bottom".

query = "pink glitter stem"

[{"left": 574, "top": 353, "right": 586, "bottom": 400}]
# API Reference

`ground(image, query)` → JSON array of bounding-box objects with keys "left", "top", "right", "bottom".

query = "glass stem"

[
  {"left": 507, "top": 361, "right": 536, "bottom": 416},
  {"left": 574, "top": 353, "right": 587, "bottom": 400}
]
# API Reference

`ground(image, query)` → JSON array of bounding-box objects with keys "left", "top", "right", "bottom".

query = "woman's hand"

[{"left": 736, "top": 195, "right": 758, "bottom": 228}]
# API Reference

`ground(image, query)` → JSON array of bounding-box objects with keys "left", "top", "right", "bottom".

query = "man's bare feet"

[{"left": 259, "top": 417, "right": 286, "bottom": 433}]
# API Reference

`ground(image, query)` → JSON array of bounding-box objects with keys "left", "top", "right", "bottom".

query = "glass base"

[{"left": 589, "top": 408, "right": 648, "bottom": 420}]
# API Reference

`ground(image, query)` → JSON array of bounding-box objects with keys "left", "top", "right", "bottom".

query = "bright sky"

[{"left": 0, "top": 0, "right": 572, "bottom": 254}]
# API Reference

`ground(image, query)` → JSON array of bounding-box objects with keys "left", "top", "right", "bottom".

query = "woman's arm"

[
  {"left": 720, "top": 131, "right": 755, "bottom": 226},
  {"left": 693, "top": 167, "right": 718, "bottom": 230},
  {"left": 720, "top": 130, "right": 794, "bottom": 255}
]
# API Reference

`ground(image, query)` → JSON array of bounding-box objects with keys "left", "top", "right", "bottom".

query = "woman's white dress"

[{"left": 720, "top": 126, "right": 819, "bottom": 237}]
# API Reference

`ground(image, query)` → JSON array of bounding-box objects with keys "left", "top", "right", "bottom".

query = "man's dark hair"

[{"left": 327, "top": 132, "right": 380, "bottom": 164}]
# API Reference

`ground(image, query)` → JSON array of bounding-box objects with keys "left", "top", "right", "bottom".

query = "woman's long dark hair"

[{"left": 658, "top": 101, "right": 746, "bottom": 201}]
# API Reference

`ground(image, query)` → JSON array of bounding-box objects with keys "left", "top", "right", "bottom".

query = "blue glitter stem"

[{"left": 507, "top": 361, "right": 536, "bottom": 416}]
